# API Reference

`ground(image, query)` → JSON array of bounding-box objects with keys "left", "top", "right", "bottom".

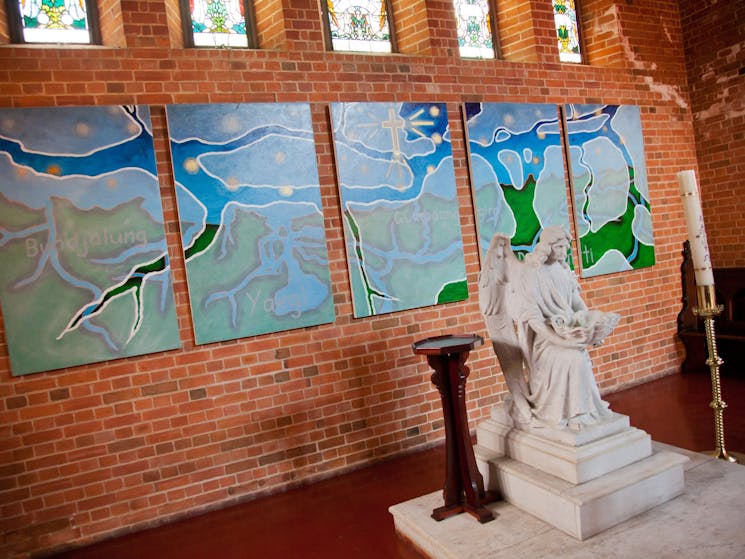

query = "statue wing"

[
  {"left": 478, "top": 233, "right": 519, "bottom": 320},
  {"left": 478, "top": 234, "right": 532, "bottom": 421},
  {"left": 477, "top": 234, "right": 519, "bottom": 353}
]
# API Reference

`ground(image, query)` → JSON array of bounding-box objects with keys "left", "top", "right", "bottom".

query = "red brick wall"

[
  {"left": 679, "top": 0, "right": 745, "bottom": 268},
  {"left": 0, "top": 1, "right": 700, "bottom": 557},
  {"left": 253, "top": 0, "right": 287, "bottom": 49},
  {"left": 496, "top": 0, "right": 545, "bottom": 62},
  {"left": 98, "top": 0, "right": 126, "bottom": 47},
  {"left": 391, "top": 0, "right": 434, "bottom": 54}
]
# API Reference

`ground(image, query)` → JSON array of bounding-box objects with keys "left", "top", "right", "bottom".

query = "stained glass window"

[
  {"left": 552, "top": 0, "right": 582, "bottom": 63},
  {"left": 323, "top": 0, "right": 394, "bottom": 53},
  {"left": 453, "top": 0, "right": 496, "bottom": 59},
  {"left": 180, "top": 0, "right": 256, "bottom": 48},
  {"left": 7, "top": 0, "right": 100, "bottom": 44}
]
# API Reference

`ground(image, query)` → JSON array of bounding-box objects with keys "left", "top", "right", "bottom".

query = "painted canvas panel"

[
  {"left": 464, "top": 102, "right": 572, "bottom": 261},
  {"left": 330, "top": 102, "right": 468, "bottom": 318},
  {"left": 0, "top": 105, "right": 180, "bottom": 376},
  {"left": 563, "top": 104, "right": 655, "bottom": 277},
  {"left": 166, "top": 103, "right": 335, "bottom": 345}
]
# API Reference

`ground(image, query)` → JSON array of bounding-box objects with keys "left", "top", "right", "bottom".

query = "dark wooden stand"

[
  {"left": 677, "top": 241, "right": 745, "bottom": 375},
  {"left": 413, "top": 334, "right": 499, "bottom": 523}
]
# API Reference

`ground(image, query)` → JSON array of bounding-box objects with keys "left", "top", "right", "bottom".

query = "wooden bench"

[{"left": 677, "top": 241, "right": 745, "bottom": 375}]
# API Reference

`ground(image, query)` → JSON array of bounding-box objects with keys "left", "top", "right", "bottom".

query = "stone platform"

[
  {"left": 471, "top": 407, "right": 687, "bottom": 539},
  {"left": 475, "top": 410, "right": 651, "bottom": 484},
  {"left": 389, "top": 444, "right": 745, "bottom": 559}
]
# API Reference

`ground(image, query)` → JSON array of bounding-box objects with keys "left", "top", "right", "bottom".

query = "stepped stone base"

[
  {"left": 476, "top": 412, "right": 651, "bottom": 484},
  {"left": 475, "top": 446, "right": 687, "bottom": 539},
  {"left": 472, "top": 404, "right": 688, "bottom": 540}
]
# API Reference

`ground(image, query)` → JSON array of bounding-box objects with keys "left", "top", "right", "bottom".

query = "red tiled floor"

[
  {"left": 49, "top": 372, "right": 745, "bottom": 559},
  {"left": 605, "top": 372, "right": 745, "bottom": 456}
]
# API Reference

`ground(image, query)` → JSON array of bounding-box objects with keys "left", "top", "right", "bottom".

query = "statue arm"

[
  {"left": 572, "top": 290, "right": 588, "bottom": 313},
  {"left": 569, "top": 274, "right": 588, "bottom": 313},
  {"left": 527, "top": 316, "right": 586, "bottom": 350}
]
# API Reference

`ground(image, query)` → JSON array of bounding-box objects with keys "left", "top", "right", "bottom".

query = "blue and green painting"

[
  {"left": 564, "top": 104, "right": 655, "bottom": 277},
  {"left": 464, "top": 102, "right": 572, "bottom": 262},
  {"left": 166, "top": 103, "right": 335, "bottom": 345},
  {"left": 330, "top": 102, "right": 468, "bottom": 318},
  {"left": 0, "top": 105, "right": 180, "bottom": 376}
]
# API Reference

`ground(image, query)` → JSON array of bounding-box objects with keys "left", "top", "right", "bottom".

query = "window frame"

[
  {"left": 552, "top": 0, "right": 585, "bottom": 64},
  {"left": 4, "top": 0, "right": 102, "bottom": 45},
  {"left": 486, "top": 0, "right": 501, "bottom": 59},
  {"left": 178, "top": 0, "right": 259, "bottom": 49},
  {"left": 321, "top": 0, "right": 398, "bottom": 54},
  {"left": 453, "top": 0, "right": 502, "bottom": 60}
]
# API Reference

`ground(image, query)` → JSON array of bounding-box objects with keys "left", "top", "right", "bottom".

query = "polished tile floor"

[{"left": 50, "top": 372, "right": 745, "bottom": 559}]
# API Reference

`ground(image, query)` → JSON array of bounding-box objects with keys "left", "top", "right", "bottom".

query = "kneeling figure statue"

[{"left": 478, "top": 226, "right": 620, "bottom": 430}]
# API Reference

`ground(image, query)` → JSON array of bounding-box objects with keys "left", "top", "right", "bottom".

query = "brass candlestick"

[{"left": 693, "top": 284, "right": 738, "bottom": 463}]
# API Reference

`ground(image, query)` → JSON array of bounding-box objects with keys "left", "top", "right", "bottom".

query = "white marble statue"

[{"left": 478, "top": 226, "right": 620, "bottom": 430}]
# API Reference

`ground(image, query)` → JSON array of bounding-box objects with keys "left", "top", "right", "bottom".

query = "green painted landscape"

[
  {"left": 564, "top": 104, "right": 655, "bottom": 277},
  {"left": 331, "top": 102, "right": 468, "bottom": 317},
  {"left": 465, "top": 102, "right": 572, "bottom": 260},
  {"left": 0, "top": 106, "right": 180, "bottom": 376},
  {"left": 166, "top": 103, "right": 335, "bottom": 344}
]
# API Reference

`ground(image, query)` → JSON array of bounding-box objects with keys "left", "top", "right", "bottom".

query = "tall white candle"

[{"left": 678, "top": 170, "right": 714, "bottom": 286}]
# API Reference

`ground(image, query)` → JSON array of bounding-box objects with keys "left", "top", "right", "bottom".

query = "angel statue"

[{"left": 478, "top": 225, "right": 620, "bottom": 430}]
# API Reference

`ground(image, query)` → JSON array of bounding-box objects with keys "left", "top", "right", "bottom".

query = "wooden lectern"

[{"left": 413, "top": 334, "right": 499, "bottom": 523}]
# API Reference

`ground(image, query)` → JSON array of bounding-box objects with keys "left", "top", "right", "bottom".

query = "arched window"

[
  {"left": 4, "top": 0, "right": 101, "bottom": 44},
  {"left": 452, "top": 0, "right": 498, "bottom": 59},
  {"left": 322, "top": 0, "right": 395, "bottom": 53},
  {"left": 551, "top": 0, "right": 582, "bottom": 63},
  {"left": 179, "top": 0, "right": 258, "bottom": 48}
]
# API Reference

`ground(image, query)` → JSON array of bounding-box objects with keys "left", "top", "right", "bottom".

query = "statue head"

[{"left": 525, "top": 225, "right": 571, "bottom": 269}]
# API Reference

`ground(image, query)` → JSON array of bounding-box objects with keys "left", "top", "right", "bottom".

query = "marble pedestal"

[
  {"left": 389, "top": 446, "right": 745, "bottom": 559},
  {"left": 472, "top": 404, "right": 688, "bottom": 540}
]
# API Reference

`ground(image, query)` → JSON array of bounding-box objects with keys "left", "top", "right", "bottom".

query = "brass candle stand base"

[{"left": 693, "top": 285, "right": 738, "bottom": 463}]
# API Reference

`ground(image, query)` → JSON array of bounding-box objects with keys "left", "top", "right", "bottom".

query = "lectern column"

[{"left": 413, "top": 334, "right": 499, "bottom": 523}]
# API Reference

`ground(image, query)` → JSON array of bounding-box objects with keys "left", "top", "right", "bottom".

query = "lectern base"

[{"left": 431, "top": 490, "right": 500, "bottom": 523}]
